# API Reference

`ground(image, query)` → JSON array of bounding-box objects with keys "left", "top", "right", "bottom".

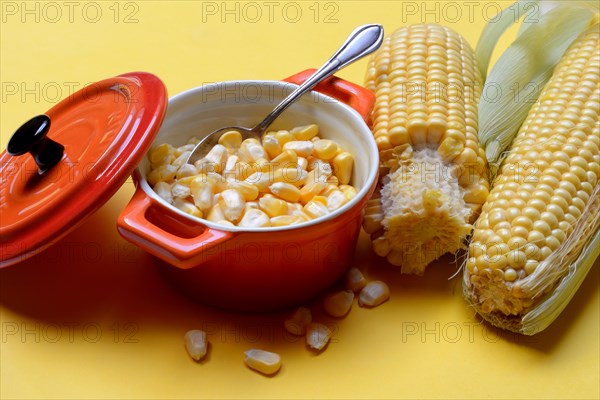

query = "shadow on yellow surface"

[{"left": 2, "top": 185, "right": 597, "bottom": 357}]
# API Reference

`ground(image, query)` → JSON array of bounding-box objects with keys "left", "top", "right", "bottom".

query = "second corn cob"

[
  {"left": 463, "top": 25, "right": 600, "bottom": 334},
  {"left": 363, "top": 24, "right": 488, "bottom": 274}
]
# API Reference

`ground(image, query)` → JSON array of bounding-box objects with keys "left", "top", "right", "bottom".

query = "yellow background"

[{"left": 1, "top": 1, "right": 598, "bottom": 399}]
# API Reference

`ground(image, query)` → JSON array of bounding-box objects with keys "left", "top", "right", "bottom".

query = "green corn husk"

[{"left": 476, "top": 1, "right": 595, "bottom": 174}]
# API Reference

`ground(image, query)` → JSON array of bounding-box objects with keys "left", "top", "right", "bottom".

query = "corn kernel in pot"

[{"left": 148, "top": 124, "right": 357, "bottom": 228}]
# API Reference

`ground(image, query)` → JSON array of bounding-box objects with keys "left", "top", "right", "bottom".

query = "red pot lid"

[{"left": 0, "top": 72, "right": 168, "bottom": 268}]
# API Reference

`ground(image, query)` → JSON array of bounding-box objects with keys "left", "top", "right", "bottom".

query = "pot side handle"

[
  {"left": 282, "top": 69, "right": 375, "bottom": 123},
  {"left": 117, "top": 186, "right": 233, "bottom": 269}
]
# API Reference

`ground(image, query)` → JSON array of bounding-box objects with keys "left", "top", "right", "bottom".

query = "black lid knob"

[{"left": 7, "top": 115, "right": 64, "bottom": 174}]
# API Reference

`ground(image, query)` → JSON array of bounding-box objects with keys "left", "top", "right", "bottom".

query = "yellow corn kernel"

[
  {"left": 297, "top": 157, "right": 308, "bottom": 170},
  {"left": 344, "top": 267, "right": 367, "bottom": 292},
  {"left": 271, "top": 150, "right": 298, "bottom": 169},
  {"left": 207, "top": 203, "right": 226, "bottom": 222},
  {"left": 190, "top": 175, "right": 215, "bottom": 211},
  {"left": 244, "top": 171, "right": 272, "bottom": 193},
  {"left": 323, "top": 290, "right": 354, "bottom": 317},
  {"left": 262, "top": 135, "right": 282, "bottom": 159},
  {"left": 270, "top": 215, "right": 303, "bottom": 226},
  {"left": 176, "top": 175, "right": 196, "bottom": 187},
  {"left": 154, "top": 181, "right": 173, "bottom": 204},
  {"left": 322, "top": 183, "right": 339, "bottom": 197},
  {"left": 282, "top": 141, "right": 314, "bottom": 158},
  {"left": 312, "top": 139, "right": 338, "bottom": 161},
  {"left": 147, "top": 164, "right": 178, "bottom": 186},
  {"left": 291, "top": 124, "right": 319, "bottom": 141},
  {"left": 235, "top": 161, "right": 253, "bottom": 181},
  {"left": 238, "top": 208, "right": 271, "bottom": 228},
  {"left": 202, "top": 144, "right": 228, "bottom": 173},
  {"left": 306, "top": 323, "right": 332, "bottom": 351},
  {"left": 175, "top": 144, "right": 195, "bottom": 157},
  {"left": 227, "top": 180, "right": 259, "bottom": 201},
  {"left": 284, "top": 307, "right": 312, "bottom": 335},
  {"left": 333, "top": 152, "right": 354, "bottom": 185},
  {"left": 273, "top": 167, "right": 307, "bottom": 187},
  {"left": 184, "top": 330, "right": 208, "bottom": 361},
  {"left": 171, "top": 182, "right": 191, "bottom": 199},
  {"left": 173, "top": 197, "right": 202, "bottom": 218},
  {"left": 339, "top": 185, "right": 358, "bottom": 200},
  {"left": 222, "top": 155, "right": 240, "bottom": 178},
  {"left": 327, "top": 190, "right": 349, "bottom": 211},
  {"left": 206, "top": 172, "right": 227, "bottom": 192},
  {"left": 300, "top": 179, "right": 327, "bottom": 204},
  {"left": 308, "top": 159, "right": 333, "bottom": 179},
  {"left": 250, "top": 158, "right": 271, "bottom": 173},
  {"left": 372, "top": 234, "right": 391, "bottom": 257},
  {"left": 326, "top": 175, "right": 339, "bottom": 186},
  {"left": 172, "top": 151, "right": 191, "bottom": 167},
  {"left": 269, "top": 182, "right": 301, "bottom": 203},
  {"left": 149, "top": 143, "right": 175, "bottom": 165},
  {"left": 176, "top": 164, "right": 198, "bottom": 179},
  {"left": 217, "top": 220, "right": 235, "bottom": 227},
  {"left": 244, "top": 349, "right": 282, "bottom": 375},
  {"left": 303, "top": 198, "right": 330, "bottom": 219},
  {"left": 274, "top": 130, "right": 294, "bottom": 146},
  {"left": 239, "top": 139, "right": 268, "bottom": 162},
  {"left": 218, "top": 189, "right": 245, "bottom": 222},
  {"left": 218, "top": 130, "right": 243, "bottom": 150},
  {"left": 259, "top": 196, "right": 288, "bottom": 217},
  {"left": 358, "top": 281, "right": 390, "bottom": 307}
]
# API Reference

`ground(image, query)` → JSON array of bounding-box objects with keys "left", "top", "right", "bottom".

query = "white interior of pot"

[{"left": 137, "top": 80, "right": 379, "bottom": 232}]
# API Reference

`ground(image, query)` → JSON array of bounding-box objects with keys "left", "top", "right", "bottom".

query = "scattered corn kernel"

[
  {"left": 344, "top": 267, "right": 367, "bottom": 292},
  {"left": 323, "top": 290, "right": 354, "bottom": 317},
  {"left": 306, "top": 323, "right": 332, "bottom": 351},
  {"left": 358, "top": 281, "right": 390, "bottom": 307},
  {"left": 244, "top": 349, "right": 282, "bottom": 375},
  {"left": 184, "top": 330, "right": 208, "bottom": 361},
  {"left": 284, "top": 306, "right": 312, "bottom": 336}
]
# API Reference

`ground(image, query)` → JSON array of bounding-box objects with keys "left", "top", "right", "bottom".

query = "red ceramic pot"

[{"left": 117, "top": 70, "right": 379, "bottom": 311}]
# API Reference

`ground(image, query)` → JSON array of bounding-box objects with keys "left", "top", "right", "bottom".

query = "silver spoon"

[{"left": 185, "top": 23, "right": 384, "bottom": 165}]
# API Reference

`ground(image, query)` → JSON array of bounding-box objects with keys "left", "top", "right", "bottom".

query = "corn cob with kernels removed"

[{"left": 363, "top": 24, "right": 488, "bottom": 274}]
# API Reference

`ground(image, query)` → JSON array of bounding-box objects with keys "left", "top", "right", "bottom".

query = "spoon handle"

[{"left": 255, "top": 24, "right": 384, "bottom": 133}]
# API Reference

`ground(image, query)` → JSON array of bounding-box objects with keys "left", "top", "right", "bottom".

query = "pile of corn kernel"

[{"left": 147, "top": 124, "right": 357, "bottom": 227}]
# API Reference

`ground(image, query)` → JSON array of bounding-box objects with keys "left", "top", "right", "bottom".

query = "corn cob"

[
  {"left": 363, "top": 24, "right": 488, "bottom": 274},
  {"left": 463, "top": 25, "right": 600, "bottom": 334}
]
